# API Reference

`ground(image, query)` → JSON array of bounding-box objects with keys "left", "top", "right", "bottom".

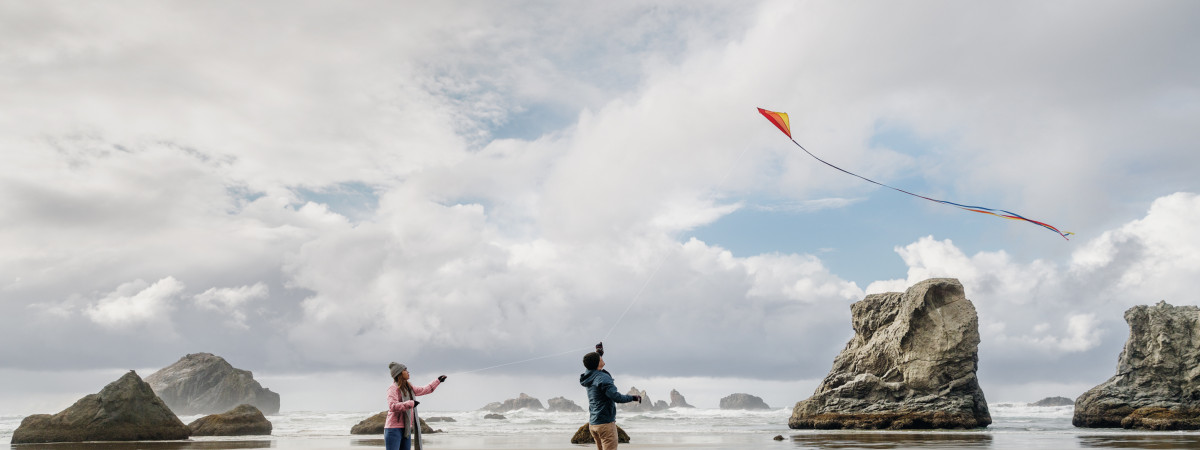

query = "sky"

[{"left": 2, "top": 0, "right": 1199, "bottom": 414}]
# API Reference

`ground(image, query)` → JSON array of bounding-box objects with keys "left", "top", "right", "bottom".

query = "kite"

[{"left": 757, "top": 107, "right": 1074, "bottom": 240}]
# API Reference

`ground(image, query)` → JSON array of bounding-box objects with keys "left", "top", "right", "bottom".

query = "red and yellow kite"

[{"left": 757, "top": 107, "right": 1073, "bottom": 240}]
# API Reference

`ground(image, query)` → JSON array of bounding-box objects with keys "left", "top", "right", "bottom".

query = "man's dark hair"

[{"left": 583, "top": 352, "right": 600, "bottom": 370}]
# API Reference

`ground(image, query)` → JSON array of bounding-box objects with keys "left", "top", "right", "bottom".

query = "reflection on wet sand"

[
  {"left": 790, "top": 431, "right": 993, "bottom": 449},
  {"left": 350, "top": 438, "right": 383, "bottom": 447},
  {"left": 1078, "top": 434, "right": 1200, "bottom": 449},
  {"left": 10, "top": 441, "right": 272, "bottom": 450}
]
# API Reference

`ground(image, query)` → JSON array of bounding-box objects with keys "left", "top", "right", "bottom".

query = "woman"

[{"left": 386, "top": 362, "right": 446, "bottom": 450}]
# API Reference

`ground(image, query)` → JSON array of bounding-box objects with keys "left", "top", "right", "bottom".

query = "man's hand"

[{"left": 438, "top": 375, "right": 447, "bottom": 382}]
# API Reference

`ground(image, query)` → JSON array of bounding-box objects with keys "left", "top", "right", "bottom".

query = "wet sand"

[{"left": 11, "top": 431, "right": 1200, "bottom": 450}]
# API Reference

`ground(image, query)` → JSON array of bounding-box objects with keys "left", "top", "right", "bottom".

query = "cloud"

[
  {"left": 194, "top": 283, "right": 269, "bottom": 329},
  {"left": 84, "top": 277, "right": 185, "bottom": 331}
]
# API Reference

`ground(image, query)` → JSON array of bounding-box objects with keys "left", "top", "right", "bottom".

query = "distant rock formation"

[
  {"left": 146, "top": 353, "right": 280, "bottom": 415},
  {"left": 1031, "top": 396, "right": 1075, "bottom": 407},
  {"left": 720, "top": 393, "right": 770, "bottom": 410},
  {"left": 618, "top": 386, "right": 669, "bottom": 412},
  {"left": 1074, "top": 301, "right": 1200, "bottom": 430},
  {"left": 484, "top": 413, "right": 506, "bottom": 420},
  {"left": 547, "top": 396, "right": 585, "bottom": 413},
  {"left": 669, "top": 389, "right": 694, "bottom": 408},
  {"left": 12, "top": 371, "right": 191, "bottom": 443},
  {"left": 189, "top": 404, "right": 272, "bottom": 436},
  {"left": 425, "top": 416, "right": 456, "bottom": 422},
  {"left": 789, "top": 278, "right": 991, "bottom": 430},
  {"left": 570, "top": 423, "right": 630, "bottom": 444},
  {"left": 480, "top": 393, "right": 545, "bottom": 412},
  {"left": 349, "top": 412, "right": 438, "bottom": 434}
]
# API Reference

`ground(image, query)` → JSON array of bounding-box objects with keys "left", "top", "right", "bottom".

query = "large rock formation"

[
  {"left": 1074, "top": 301, "right": 1200, "bottom": 430},
  {"left": 479, "top": 393, "right": 544, "bottom": 412},
  {"left": 349, "top": 412, "right": 438, "bottom": 434},
  {"left": 547, "top": 396, "right": 585, "bottom": 413},
  {"left": 12, "top": 371, "right": 191, "bottom": 443},
  {"left": 720, "top": 393, "right": 770, "bottom": 410},
  {"left": 189, "top": 404, "right": 272, "bottom": 436},
  {"left": 669, "top": 389, "right": 693, "bottom": 408},
  {"left": 789, "top": 278, "right": 991, "bottom": 430},
  {"left": 570, "top": 423, "right": 630, "bottom": 444},
  {"left": 146, "top": 353, "right": 280, "bottom": 415}
]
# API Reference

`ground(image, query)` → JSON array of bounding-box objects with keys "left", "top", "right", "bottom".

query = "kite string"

[{"left": 788, "top": 138, "right": 1073, "bottom": 240}]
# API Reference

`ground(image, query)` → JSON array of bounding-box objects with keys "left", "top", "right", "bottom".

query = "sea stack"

[
  {"left": 12, "top": 371, "right": 191, "bottom": 443},
  {"left": 1074, "top": 301, "right": 1200, "bottom": 430},
  {"left": 789, "top": 278, "right": 991, "bottom": 429},
  {"left": 146, "top": 353, "right": 280, "bottom": 415}
]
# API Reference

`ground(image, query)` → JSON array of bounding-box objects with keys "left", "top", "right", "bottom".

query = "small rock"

[
  {"left": 773, "top": 434, "right": 785, "bottom": 441},
  {"left": 350, "top": 412, "right": 438, "bottom": 434},
  {"left": 189, "top": 404, "right": 272, "bottom": 436},
  {"left": 720, "top": 393, "right": 770, "bottom": 410},
  {"left": 1031, "top": 396, "right": 1074, "bottom": 407},
  {"left": 570, "top": 423, "right": 630, "bottom": 444},
  {"left": 425, "top": 416, "right": 456, "bottom": 422},
  {"left": 485, "top": 413, "right": 506, "bottom": 420}
]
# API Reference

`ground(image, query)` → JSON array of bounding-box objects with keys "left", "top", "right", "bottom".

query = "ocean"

[{"left": 5, "top": 403, "right": 1200, "bottom": 449}]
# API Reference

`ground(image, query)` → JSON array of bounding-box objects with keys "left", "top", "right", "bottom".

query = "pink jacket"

[{"left": 386, "top": 379, "right": 441, "bottom": 429}]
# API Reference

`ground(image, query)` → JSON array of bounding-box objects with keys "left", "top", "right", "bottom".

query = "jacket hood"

[
  {"left": 580, "top": 369, "right": 598, "bottom": 387},
  {"left": 580, "top": 369, "right": 608, "bottom": 387}
]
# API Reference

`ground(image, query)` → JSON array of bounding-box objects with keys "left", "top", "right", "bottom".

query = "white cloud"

[
  {"left": 194, "top": 283, "right": 269, "bottom": 329},
  {"left": 84, "top": 277, "right": 185, "bottom": 331}
]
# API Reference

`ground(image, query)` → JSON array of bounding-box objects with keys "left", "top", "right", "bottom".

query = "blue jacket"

[{"left": 580, "top": 369, "right": 637, "bottom": 425}]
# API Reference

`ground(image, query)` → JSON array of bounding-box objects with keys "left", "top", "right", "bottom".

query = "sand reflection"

[{"left": 790, "top": 431, "right": 993, "bottom": 449}]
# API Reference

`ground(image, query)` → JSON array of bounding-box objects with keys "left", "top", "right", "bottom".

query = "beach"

[{"left": 7, "top": 404, "right": 1200, "bottom": 449}]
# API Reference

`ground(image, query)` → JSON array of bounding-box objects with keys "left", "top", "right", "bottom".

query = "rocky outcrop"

[
  {"left": 618, "top": 387, "right": 669, "bottom": 412},
  {"left": 669, "top": 389, "right": 694, "bottom": 408},
  {"left": 349, "top": 412, "right": 438, "bottom": 434},
  {"left": 570, "top": 423, "right": 630, "bottom": 444},
  {"left": 12, "top": 371, "right": 191, "bottom": 443},
  {"left": 1074, "top": 301, "right": 1200, "bottom": 430},
  {"left": 480, "top": 393, "right": 544, "bottom": 412},
  {"left": 426, "top": 416, "right": 456, "bottom": 422},
  {"left": 720, "top": 393, "right": 770, "bottom": 410},
  {"left": 484, "top": 413, "right": 506, "bottom": 420},
  {"left": 1031, "top": 396, "right": 1074, "bottom": 407},
  {"left": 189, "top": 404, "right": 272, "bottom": 436},
  {"left": 146, "top": 353, "right": 280, "bottom": 415},
  {"left": 547, "top": 396, "right": 584, "bottom": 413},
  {"left": 789, "top": 278, "right": 991, "bottom": 430}
]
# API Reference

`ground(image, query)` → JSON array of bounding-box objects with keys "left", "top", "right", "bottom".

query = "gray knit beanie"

[{"left": 389, "top": 362, "right": 407, "bottom": 380}]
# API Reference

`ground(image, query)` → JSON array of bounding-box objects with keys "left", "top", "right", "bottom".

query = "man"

[{"left": 579, "top": 342, "right": 640, "bottom": 450}]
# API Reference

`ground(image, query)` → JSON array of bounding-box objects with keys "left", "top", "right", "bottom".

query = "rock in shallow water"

[
  {"left": 189, "top": 404, "right": 272, "bottom": 436},
  {"left": 12, "top": 371, "right": 191, "bottom": 443},
  {"left": 789, "top": 278, "right": 991, "bottom": 430},
  {"left": 349, "top": 412, "right": 438, "bottom": 434},
  {"left": 570, "top": 423, "right": 630, "bottom": 444},
  {"left": 1074, "top": 301, "right": 1200, "bottom": 430}
]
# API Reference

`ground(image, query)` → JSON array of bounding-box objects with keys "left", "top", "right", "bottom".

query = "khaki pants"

[{"left": 588, "top": 422, "right": 619, "bottom": 450}]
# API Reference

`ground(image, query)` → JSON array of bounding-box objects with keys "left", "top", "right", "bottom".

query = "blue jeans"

[{"left": 384, "top": 427, "right": 411, "bottom": 450}]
